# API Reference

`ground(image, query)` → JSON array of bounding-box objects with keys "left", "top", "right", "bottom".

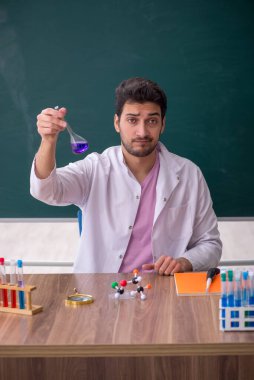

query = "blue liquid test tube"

[
  {"left": 234, "top": 270, "right": 242, "bottom": 307},
  {"left": 242, "top": 270, "right": 249, "bottom": 306},
  {"left": 220, "top": 270, "right": 227, "bottom": 329},
  {"left": 227, "top": 270, "right": 234, "bottom": 307},
  {"left": 220, "top": 270, "right": 227, "bottom": 307},
  {"left": 17, "top": 259, "right": 25, "bottom": 309},
  {"left": 249, "top": 271, "right": 254, "bottom": 305}
]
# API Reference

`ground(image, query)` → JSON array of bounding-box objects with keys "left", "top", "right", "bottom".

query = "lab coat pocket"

[{"left": 167, "top": 203, "right": 193, "bottom": 240}]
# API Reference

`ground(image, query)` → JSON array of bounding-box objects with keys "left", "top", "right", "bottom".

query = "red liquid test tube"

[
  {"left": 10, "top": 259, "right": 17, "bottom": 308},
  {"left": 0, "top": 258, "right": 8, "bottom": 307}
]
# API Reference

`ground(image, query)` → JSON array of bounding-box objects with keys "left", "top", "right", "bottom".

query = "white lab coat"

[{"left": 30, "top": 143, "right": 222, "bottom": 272}]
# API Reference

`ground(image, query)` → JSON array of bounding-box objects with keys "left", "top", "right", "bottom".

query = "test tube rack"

[
  {"left": 0, "top": 283, "right": 43, "bottom": 316},
  {"left": 219, "top": 301, "right": 254, "bottom": 331}
]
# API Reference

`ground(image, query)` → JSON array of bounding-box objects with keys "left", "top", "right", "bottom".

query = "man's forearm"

[
  {"left": 35, "top": 140, "right": 57, "bottom": 179},
  {"left": 184, "top": 242, "right": 222, "bottom": 272}
]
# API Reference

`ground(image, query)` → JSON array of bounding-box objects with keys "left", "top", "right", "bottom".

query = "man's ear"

[
  {"left": 114, "top": 114, "right": 120, "bottom": 133},
  {"left": 161, "top": 117, "right": 166, "bottom": 134}
]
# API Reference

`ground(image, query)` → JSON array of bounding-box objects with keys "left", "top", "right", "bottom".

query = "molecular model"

[
  {"left": 111, "top": 280, "right": 127, "bottom": 299},
  {"left": 111, "top": 269, "right": 152, "bottom": 301}
]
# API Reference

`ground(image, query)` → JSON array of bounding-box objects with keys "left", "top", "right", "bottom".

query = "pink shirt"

[{"left": 119, "top": 154, "right": 160, "bottom": 273}]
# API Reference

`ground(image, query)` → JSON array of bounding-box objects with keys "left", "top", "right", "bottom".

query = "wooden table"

[{"left": 0, "top": 273, "right": 253, "bottom": 380}]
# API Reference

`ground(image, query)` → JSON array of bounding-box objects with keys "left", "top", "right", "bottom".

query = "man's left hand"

[{"left": 142, "top": 256, "right": 193, "bottom": 275}]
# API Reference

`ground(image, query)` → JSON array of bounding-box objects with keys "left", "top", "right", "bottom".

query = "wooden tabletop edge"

[{"left": 0, "top": 343, "right": 254, "bottom": 357}]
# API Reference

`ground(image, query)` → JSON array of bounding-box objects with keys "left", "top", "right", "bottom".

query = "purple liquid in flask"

[
  {"left": 71, "top": 142, "right": 89, "bottom": 154},
  {"left": 68, "top": 125, "right": 89, "bottom": 155},
  {"left": 54, "top": 106, "right": 89, "bottom": 155}
]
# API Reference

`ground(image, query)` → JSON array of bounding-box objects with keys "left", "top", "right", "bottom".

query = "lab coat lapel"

[{"left": 153, "top": 146, "right": 180, "bottom": 224}]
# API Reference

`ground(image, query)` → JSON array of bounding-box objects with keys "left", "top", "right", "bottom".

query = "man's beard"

[{"left": 121, "top": 137, "right": 157, "bottom": 157}]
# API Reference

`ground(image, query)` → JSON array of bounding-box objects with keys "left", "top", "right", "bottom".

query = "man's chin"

[
  {"left": 128, "top": 147, "right": 156, "bottom": 157},
  {"left": 121, "top": 140, "right": 157, "bottom": 157}
]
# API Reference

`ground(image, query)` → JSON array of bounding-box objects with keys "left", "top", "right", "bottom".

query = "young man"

[{"left": 30, "top": 77, "right": 222, "bottom": 274}]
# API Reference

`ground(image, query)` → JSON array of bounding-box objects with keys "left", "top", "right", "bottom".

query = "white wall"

[
  {"left": 0, "top": 221, "right": 78, "bottom": 273},
  {"left": 0, "top": 220, "right": 253, "bottom": 273}
]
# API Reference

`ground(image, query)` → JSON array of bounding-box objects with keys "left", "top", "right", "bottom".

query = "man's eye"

[
  {"left": 147, "top": 119, "right": 158, "bottom": 125},
  {"left": 127, "top": 118, "right": 137, "bottom": 124}
]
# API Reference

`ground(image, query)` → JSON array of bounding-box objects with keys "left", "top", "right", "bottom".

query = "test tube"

[
  {"left": 0, "top": 258, "right": 8, "bottom": 307},
  {"left": 9, "top": 259, "right": 17, "bottom": 308},
  {"left": 17, "top": 259, "right": 25, "bottom": 309},
  {"left": 242, "top": 270, "right": 250, "bottom": 306},
  {"left": 249, "top": 271, "right": 254, "bottom": 305},
  {"left": 234, "top": 269, "right": 242, "bottom": 307},
  {"left": 220, "top": 270, "right": 227, "bottom": 307},
  {"left": 227, "top": 269, "right": 234, "bottom": 307}
]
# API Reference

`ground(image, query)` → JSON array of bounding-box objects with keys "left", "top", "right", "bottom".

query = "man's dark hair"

[{"left": 115, "top": 77, "right": 167, "bottom": 119}]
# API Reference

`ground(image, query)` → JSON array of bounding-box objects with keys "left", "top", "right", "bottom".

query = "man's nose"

[{"left": 136, "top": 122, "right": 148, "bottom": 137}]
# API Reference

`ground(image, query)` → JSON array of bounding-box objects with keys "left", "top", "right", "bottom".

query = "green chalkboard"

[{"left": 0, "top": 0, "right": 254, "bottom": 217}]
